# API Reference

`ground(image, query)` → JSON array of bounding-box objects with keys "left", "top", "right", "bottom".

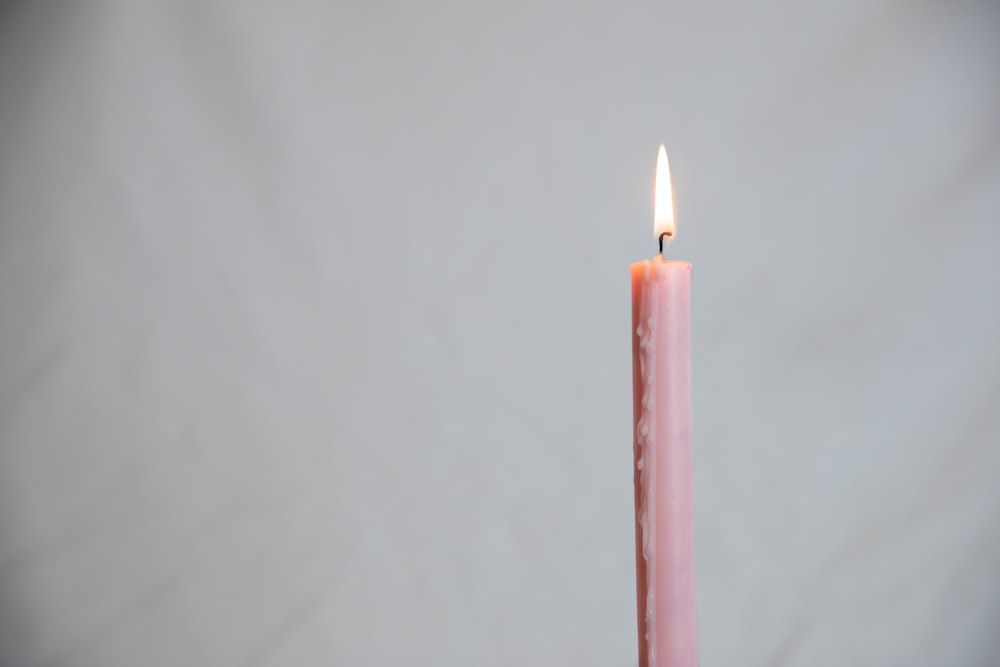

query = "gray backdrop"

[{"left": 1, "top": 1, "right": 999, "bottom": 665}]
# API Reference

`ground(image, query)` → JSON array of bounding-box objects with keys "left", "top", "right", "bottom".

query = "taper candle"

[{"left": 631, "top": 145, "right": 696, "bottom": 667}]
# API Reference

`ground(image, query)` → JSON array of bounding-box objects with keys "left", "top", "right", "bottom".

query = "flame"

[{"left": 654, "top": 144, "right": 675, "bottom": 238}]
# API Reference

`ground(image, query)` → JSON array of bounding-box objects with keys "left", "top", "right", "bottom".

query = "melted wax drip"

[{"left": 636, "top": 262, "right": 660, "bottom": 667}]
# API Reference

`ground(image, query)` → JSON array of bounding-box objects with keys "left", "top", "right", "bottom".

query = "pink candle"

[{"left": 631, "top": 146, "right": 697, "bottom": 667}]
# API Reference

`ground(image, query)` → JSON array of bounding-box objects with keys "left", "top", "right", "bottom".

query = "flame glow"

[{"left": 654, "top": 144, "right": 675, "bottom": 238}]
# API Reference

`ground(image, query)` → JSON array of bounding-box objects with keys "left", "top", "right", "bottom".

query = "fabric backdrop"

[{"left": 1, "top": 1, "right": 998, "bottom": 665}]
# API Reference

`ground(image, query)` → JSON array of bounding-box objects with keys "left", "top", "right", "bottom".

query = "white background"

[{"left": 1, "top": 1, "right": 998, "bottom": 665}]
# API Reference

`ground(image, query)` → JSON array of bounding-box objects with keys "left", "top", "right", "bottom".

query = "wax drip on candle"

[{"left": 636, "top": 262, "right": 663, "bottom": 667}]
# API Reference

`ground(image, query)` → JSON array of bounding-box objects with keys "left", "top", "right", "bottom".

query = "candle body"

[{"left": 631, "top": 257, "right": 696, "bottom": 667}]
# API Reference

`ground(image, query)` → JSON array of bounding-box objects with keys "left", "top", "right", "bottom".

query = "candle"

[{"left": 631, "top": 145, "right": 696, "bottom": 667}]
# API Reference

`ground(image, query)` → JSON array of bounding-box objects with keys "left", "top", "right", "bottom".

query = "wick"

[{"left": 658, "top": 232, "right": 672, "bottom": 257}]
